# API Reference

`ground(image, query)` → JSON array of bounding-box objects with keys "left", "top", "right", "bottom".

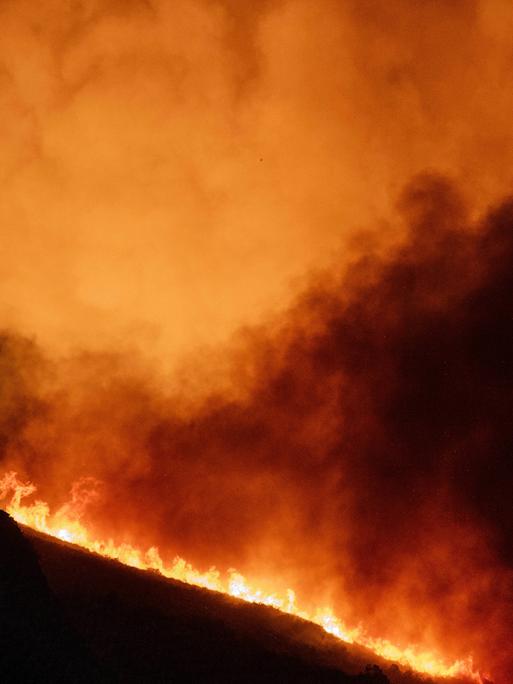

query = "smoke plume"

[
  {"left": 2, "top": 0, "right": 513, "bottom": 360},
  {"left": 1, "top": 1, "right": 513, "bottom": 681},
  {"left": 2, "top": 173, "right": 513, "bottom": 680}
]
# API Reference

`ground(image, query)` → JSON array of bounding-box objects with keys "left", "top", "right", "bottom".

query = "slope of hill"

[{"left": 1, "top": 513, "right": 479, "bottom": 683}]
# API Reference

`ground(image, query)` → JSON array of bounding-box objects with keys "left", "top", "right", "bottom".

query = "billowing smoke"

[
  {"left": 2, "top": 0, "right": 513, "bottom": 361},
  {"left": 1, "top": 1, "right": 513, "bottom": 681},
  {"left": 2, "top": 174, "right": 513, "bottom": 680}
]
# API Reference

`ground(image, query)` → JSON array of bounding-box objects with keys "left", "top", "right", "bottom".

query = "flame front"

[{"left": 0, "top": 471, "right": 483, "bottom": 682}]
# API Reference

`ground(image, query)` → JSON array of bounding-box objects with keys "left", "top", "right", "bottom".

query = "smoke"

[
  {"left": 2, "top": 173, "right": 513, "bottom": 680},
  {"left": 2, "top": 0, "right": 513, "bottom": 361},
  {"left": 2, "top": 0, "right": 513, "bottom": 681}
]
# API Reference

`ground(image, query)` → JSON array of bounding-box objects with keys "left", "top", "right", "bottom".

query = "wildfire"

[{"left": 0, "top": 471, "right": 483, "bottom": 682}]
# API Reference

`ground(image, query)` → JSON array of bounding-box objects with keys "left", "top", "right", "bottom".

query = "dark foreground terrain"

[{"left": 0, "top": 511, "right": 478, "bottom": 683}]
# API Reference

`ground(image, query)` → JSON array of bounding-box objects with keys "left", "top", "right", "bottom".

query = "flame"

[{"left": 0, "top": 471, "right": 485, "bottom": 682}]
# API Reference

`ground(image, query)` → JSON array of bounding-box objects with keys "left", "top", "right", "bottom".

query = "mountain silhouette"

[{"left": 2, "top": 514, "right": 477, "bottom": 683}]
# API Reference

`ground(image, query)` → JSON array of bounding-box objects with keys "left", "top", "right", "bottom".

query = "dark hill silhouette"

[{"left": 1, "top": 513, "right": 479, "bottom": 683}]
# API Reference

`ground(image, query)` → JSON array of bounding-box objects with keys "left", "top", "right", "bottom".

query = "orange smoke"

[
  {"left": 2, "top": 174, "right": 513, "bottom": 681},
  {"left": 1, "top": 2, "right": 513, "bottom": 683},
  {"left": 1, "top": 1, "right": 513, "bottom": 361}
]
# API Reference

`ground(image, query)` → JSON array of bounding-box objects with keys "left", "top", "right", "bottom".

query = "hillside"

[{"left": 0, "top": 514, "right": 479, "bottom": 683}]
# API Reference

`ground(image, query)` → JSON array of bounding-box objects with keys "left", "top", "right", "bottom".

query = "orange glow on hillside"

[{"left": 0, "top": 471, "right": 484, "bottom": 682}]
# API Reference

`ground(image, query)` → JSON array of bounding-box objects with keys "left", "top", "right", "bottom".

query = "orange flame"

[{"left": 0, "top": 471, "right": 485, "bottom": 682}]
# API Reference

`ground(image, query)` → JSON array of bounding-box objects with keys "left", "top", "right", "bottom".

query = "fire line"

[{"left": 0, "top": 471, "right": 484, "bottom": 682}]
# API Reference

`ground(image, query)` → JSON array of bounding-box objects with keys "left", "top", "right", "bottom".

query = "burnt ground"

[{"left": 0, "top": 513, "right": 478, "bottom": 683}]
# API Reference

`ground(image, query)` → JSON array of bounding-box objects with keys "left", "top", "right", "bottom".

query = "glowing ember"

[{"left": 0, "top": 471, "right": 484, "bottom": 682}]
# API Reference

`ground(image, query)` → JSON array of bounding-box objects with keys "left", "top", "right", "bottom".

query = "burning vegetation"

[{"left": 1, "top": 2, "right": 513, "bottom": 682}]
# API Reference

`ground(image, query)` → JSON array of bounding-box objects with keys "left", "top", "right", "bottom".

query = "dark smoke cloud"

[{"left": 2, "top": 174, "right": 513, "bottom": 681}]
